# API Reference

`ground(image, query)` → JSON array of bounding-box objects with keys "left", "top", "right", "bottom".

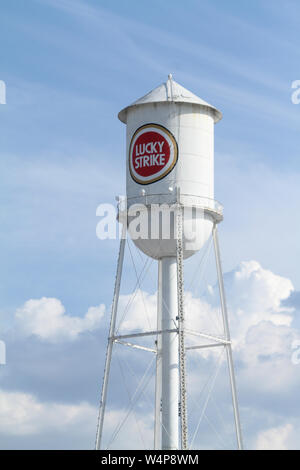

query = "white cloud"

[
  {"left": 117, "top": 289, "right": 222, "bottom": 337},
  {"left": 239, "top": 322, "right": 299, "bottom": 393},
  {"left": 219, "top": 261, "right": 294, "bottom": 350},
  {"left": 103, "top": 409, "right": 154, "bottom": 450},
  {"left": 255, "top": 423, "right": 294, "bottom": 450},
  {"left": 187, "top": 261, "right": 300, "bottom": 394},
  {"left": 183, "top": 256, "right": 294, "bottom": 358},
  {"left": 117, "top": 290, "right": 157, "bottom": 332},
  {"left": 116, "top": 261, "right": 296, "bottom": 358},
  {"left": 245, "top": 321, "right": 295, "bottom": 362},
  {"left": 216, "top": 261, "right": 300, "bottom": 393},
  {"left": 15, "top": 261, "right": 292, "bottom": 347},
  {"left": 15, "top": 297, "right": 105, "bottom": 342},
  {"left": 7, "top": 260, "right": 300, "bottom": 449},
  {"left": 115, "top": 261, "right": 300, "bottom": 399},
  {"left": 0, "top": 389, "right": 96, "bottom": 437},
  {"left": 0, "top": 388, "right": 153, "bottom": 449}
]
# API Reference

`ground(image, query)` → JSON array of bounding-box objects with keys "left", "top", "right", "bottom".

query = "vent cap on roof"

[{"left": 118, "top": 74, "right": 222, "bottom": 124}]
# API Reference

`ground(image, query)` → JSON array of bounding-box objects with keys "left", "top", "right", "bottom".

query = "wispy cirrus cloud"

[{"left": 34, "top": 0, "right": 300, "bottom": 133}]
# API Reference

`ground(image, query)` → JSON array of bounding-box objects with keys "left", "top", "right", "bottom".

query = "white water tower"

[{"left": 96, "top": 76, "right": 243, "bottom": 450}]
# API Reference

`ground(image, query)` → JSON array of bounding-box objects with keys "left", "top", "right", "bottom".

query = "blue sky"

[{"left": 1, "top": 0, "right": 300, "bottom": 450}]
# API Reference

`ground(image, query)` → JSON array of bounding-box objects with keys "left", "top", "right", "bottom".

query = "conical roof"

[{"left": 118, "top": 74, "right": 222, "bottom": 123}]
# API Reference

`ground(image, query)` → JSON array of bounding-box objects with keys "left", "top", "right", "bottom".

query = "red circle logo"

[{"left": 129, "top": 124, "right": 178, "bottom": 184}]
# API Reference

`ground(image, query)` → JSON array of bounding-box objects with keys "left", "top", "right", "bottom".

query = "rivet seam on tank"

[{"left": 129, "top": 123, "right": 178, "bottom": 185}]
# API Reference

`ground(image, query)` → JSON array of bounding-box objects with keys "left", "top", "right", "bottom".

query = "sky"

[{"left": 1, "top": 0, "right": 300, "bottom": 450}]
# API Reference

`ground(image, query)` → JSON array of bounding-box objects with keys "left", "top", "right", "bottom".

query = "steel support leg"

[
  {"left": 95, "top": 224, "right": 126, "bottom": 450},
  {"left": 212, "top": 223, "right": 243, "bottom": 450}
]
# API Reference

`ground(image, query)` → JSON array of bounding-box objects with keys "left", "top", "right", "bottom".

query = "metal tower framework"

[{"left": 95, "top": 203, "right": 243, "bottom": 451}]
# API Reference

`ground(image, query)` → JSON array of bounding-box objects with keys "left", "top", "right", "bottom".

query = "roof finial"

[{"left": 167, "top": 74, "right": 174, "bottom": 101}]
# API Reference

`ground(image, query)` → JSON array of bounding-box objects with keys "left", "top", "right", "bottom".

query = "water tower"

[{"left": 95, "top": 76, "right": 243, "bottom": 450}]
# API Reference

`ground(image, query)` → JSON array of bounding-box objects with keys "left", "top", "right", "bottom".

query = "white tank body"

[{"left": 118, "top": 76, "right": 222, "bottom": 259}]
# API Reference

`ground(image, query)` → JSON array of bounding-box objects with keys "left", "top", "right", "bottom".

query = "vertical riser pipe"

[{"left": 160, "top": 257, "right": 179, "bottom": 450}]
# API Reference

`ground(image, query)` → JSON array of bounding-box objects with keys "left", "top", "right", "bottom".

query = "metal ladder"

[{"left": 176, "top": 203, "right": 188, "bottom": 450}]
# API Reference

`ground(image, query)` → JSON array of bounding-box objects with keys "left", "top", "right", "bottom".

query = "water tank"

[{"left": 118, "top": 75, "right": 222, "bottom": 259}]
